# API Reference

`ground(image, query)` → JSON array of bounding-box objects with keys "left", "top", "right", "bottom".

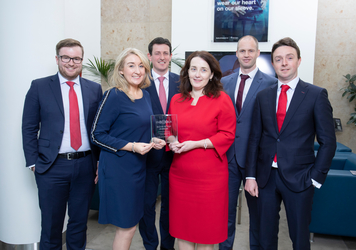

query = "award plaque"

[{"left": 151, "top": 114, "right": 178, "bottom": 144}]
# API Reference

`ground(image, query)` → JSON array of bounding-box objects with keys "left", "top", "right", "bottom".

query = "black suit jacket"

[
  {"left": 246, "top": 79, "right": 336, "bottom": 192},
  {"left": 145, "top": 71, "right": 180, "bottom": 168},
  {"left": 22, "top": 74, "right": 102, "bottom": 173}
]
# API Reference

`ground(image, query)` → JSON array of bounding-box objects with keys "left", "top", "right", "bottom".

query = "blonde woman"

[{"left": 91, "top": 48, "right": 165, "bottom": 250}]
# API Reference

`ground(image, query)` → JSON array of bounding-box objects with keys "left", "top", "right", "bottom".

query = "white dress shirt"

[
  {"left": 272, "top": 77, "right": 299, "bottom": 168},
  {"left": 234, "top": 67, "right": 258, "bottom": 109},
  {"left": 152, "top": 70, "right": 169, "bottom": 99},
  {"left": 58, "top": 72, "right": 91, "bottom": 153}
]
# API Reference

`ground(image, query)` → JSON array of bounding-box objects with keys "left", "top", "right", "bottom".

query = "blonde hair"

[{"left": 111, "top": 48, "right": 151, "bottom": 101}]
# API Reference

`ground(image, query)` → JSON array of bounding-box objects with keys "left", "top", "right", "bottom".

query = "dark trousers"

[
  {"left": 219, "top": 157, "right": 260, "bottom": 250},
  {"left": 258, "top": 168, "right": 314, "bottom": 250},
  {"left": 35, "top": 155, "right": 95, "bottom": 250},
  {"left": 139, "top": 161, "right": 174, "bottom": 250}
]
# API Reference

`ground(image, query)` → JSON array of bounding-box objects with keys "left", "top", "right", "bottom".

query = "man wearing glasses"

[{"left": 22, "top": 38, "right": 102, "bottom": 250}]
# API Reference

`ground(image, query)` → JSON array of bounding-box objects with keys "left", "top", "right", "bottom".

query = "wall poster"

[{"left": 214, "top": 0, "right": 269, "bottom": 42}]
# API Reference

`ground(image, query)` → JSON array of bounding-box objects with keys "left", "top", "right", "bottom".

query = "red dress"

[{"left": 168, "top": 91, "right": 236, "bottom": 244}]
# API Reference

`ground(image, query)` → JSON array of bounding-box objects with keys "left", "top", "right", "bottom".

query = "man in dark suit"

[
  {"left": 22, "top": 38, "right": 102, "bottom": 250},
  {"left": 245, "top": 37, "right": 336, "bottom": 250},
  {"left": 139, "top": 37, "right": 180, "bottom": 250},
  {"left": 219, "top": 35, "right": 276, "bottom": 250}
]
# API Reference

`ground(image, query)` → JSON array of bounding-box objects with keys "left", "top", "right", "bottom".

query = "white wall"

[
  {"left": 171, "top": 0, "right": 319, "bottom": 83},
  {"left": 0, "top": 0, "right": 100, "bottom": 244}
]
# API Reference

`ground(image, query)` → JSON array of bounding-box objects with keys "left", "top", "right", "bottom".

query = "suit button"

[
  {"left": 60, "top": 130, "right": 63, "bottom": 134},
  {"left": 58, "top": 146, "right": 60, "bottom": 149},
  {"left": 277, "top": 139, "right": 280, "bottom": 142},
  {"left": 237, "top": 120, "right": 241, "bottom": 124}
]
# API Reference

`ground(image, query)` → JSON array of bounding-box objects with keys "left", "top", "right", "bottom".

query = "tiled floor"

[
  {"left": 1, "top": 193, "right": 353, "bottom": 250},
  {"left": 81, "top": 194, "right": 355, "bottom": 250}
]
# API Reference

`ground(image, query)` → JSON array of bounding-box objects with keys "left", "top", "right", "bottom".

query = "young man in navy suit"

[
  {"left": 22, "top": 38, "right": 102, "bottom": 250},
  {"left": 139, "top": 37, "right": 180, "bottom": 250},
  {"left": 245, "top": 37, "right": 336, "bottom": 250},
  {"left": 219, "top": 35, "right": 277, "bottom": 250}
]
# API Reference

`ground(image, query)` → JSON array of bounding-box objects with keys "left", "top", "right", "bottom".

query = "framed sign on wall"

[{"left": 214, "top": 0, "right": 270, "bottom": 42}]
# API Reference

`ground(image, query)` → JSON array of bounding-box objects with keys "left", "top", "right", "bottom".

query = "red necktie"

[
  {"left": 158, "top": 76, "right": 167, "bottom": 114},
  {"left": 66, "top": 81, "right": 82, "bottom": 151},
  {"left": 236, "top": 74, "right": 249, "bottom": 114},
  {"left": 274, "top": 84, "right": 290, "bottom": 162}
]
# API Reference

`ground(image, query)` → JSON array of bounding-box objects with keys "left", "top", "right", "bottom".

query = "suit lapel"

[
  {"left": 280, "top": 80, "right": 308, "bottom": 134},
  {"left": 224, "top": 73, "right": 239, "bottom": 116},
  {"left": 49, "top": 74, "right": 64, "bottom": 116},
  {"left": 240, "top": 70, "right": 262, "bottom": 117},
  {"left": 80, "top": 77, "right": 89, "bottom": 122},
  {"left": 147, "top": 78, "right": 163, "bottom": 113},
  {"left": 227, "top": 74, "right": 238, "bottom": 105},
  {"left": 268, "top": 85, "right": 279, "bottom": 134},
  {"left": 167, "top": 72, "right": 179, "bottom": 111}
]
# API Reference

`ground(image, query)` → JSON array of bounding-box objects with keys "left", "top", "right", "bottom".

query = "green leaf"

[
  {"left": 350, "top": 75, "right": 356, "bottom": 83},
  {"left": 170, "top": 46, "right": 185, "bottom": 69},
  {"left": 83, "top": 56, "right": 115, "bottom": 86},
  {"left": 350, "top": 81, "right": 356, "bottom": 90}
]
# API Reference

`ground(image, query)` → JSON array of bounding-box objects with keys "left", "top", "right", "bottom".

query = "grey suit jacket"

[{"left": 222, "top": 69, "right": 277, "bottom": 168}]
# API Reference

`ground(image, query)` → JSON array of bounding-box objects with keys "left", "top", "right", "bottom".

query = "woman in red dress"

[{"left": 168, "top": 51, "right": 236, "bottom": 250}]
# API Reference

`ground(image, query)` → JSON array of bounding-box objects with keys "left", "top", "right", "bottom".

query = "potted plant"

[
  {"left": 83, "top": 56, "right": 115, "bottom": 87},
  {"left": 342, "top": 74, "right": 356, "bottom": 126},
  {"left": 84, "top": 48, "right": 185, "bottom": 87}
]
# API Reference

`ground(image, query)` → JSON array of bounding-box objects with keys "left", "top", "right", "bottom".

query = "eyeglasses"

[{"left": 59, "top": 55, "right": 83, "bottom": 64}]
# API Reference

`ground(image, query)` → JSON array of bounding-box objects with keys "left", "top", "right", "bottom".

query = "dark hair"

[
  {"left": 56, "top": 38, "right": 84, "bottom": 57},
  {"left": 271, "top": 37, "right": 300, "bottom": 62},
  {"left": 179, "top": 51, "right": 223, "bottom": 100},
  {"left": 148, "top": 37, "right": 172, "bottom": 55}
]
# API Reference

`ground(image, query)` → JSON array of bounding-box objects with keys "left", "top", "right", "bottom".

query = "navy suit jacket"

[
  {"left": 22, "top": 74, "right": 102, "bottom": 174},
  {"left": 246, "top": 79, "right": 336, "bottom": 192},
  {"left": 222, "top": 69, "right": 277, "bottom": 169},
  {"left": 145, "top": 71, "right": 180, "bottom": 168}
]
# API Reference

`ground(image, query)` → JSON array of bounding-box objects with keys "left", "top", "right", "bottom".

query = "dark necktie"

[
  {"left": 236, "top": 74, "right": 249, "bottom": 114},
  {"left": 66, "top": 81, "right": 82, "bottom": 151},
  {"left": 158, "top": 76, "right": 167, "bottom": 114},
  {"left": 274, "top": 84, "right": 290, "bottom": 162}
]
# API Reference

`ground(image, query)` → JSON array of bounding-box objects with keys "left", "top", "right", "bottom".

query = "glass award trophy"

[{"left": 151, "top": 114, "right": 178, "bottom": 144}]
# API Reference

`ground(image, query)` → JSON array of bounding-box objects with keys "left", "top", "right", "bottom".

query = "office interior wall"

[
  {"left": 171, "top": 0, "right": 356, "bottom": 153},
  {"left": 314, "top": 0, "right": 356, "bottom": 153},
  {"left": 171, "top": 0, "right": 318, "bottom": 82},
  {"left": 100, "top": 0, "right": 173, "bottom": 89},
  {"left": 0, "top": 0, "right": 100, "bottom": 244}
]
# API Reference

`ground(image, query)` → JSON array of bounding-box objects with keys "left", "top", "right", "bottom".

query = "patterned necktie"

[
  {"left": 274, "top": 84, "right": 290, "bottom": 162},
  {"left": 158, "top": 76, "right": 167, "bottom": 114},
  {"left": 66, "top": 81, "right": 82, "bottom": 150},
  {"left": 236, "top": 74, "right": 249, "bottom": 114}
]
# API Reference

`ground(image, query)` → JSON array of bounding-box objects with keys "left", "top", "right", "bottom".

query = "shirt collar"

[
  {"left": 58, "top": 72, "right": 80, "bottom": 86},
  {"left": 277, "top": 76, "right": 299, "bottom": 90},
  {"left": 151, "top": 69, "right": 169, "bottom": 81},
  {"left": 238, "top": 67, "right": 258, "bottom": 80}
]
